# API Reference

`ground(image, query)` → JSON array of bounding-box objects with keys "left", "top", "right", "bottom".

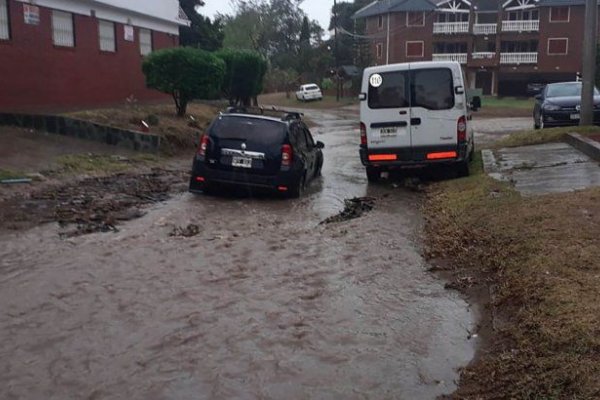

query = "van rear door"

[
  {"left": 364, "top": 65, "right": 412, "bottom": 157},
  {"left": 409, "top": 66, "right": 462, "bottom": 156}
]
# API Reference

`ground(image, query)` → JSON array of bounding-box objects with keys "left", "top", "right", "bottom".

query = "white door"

[
  {"left": 409, "top": 66, "right": 462, "bottom": 148},
  {"left": 362, "top": 65, "right": 412, "bottom": 151}
]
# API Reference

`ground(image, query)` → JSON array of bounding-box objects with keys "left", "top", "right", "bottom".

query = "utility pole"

[
  {"left": 334, "top": 0, "right": 340, "bottom": 101},
  {"left": 581, "top": 0, "right": 597, "bottom": 126}
]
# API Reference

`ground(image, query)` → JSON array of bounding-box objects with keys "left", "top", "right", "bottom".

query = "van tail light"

[
  {"left": 281, "top": 144, "right": 293, "bottom": 168},
  {"left": 360, "top": 122, "right": 367, "bottom": 146},
  {"left": 197, "top": 134, "right": 209, "bottom": 159},
  {"left": 457, "top": 116, "right": 467, "bottom": 143}
]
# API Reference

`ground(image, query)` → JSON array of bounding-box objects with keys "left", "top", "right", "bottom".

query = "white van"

[
  {"left": 359, "top": 61, "right": 479, "bottom": 181},
  {"left": 296, "top": 84, "right": 324, "bottom": 102}
]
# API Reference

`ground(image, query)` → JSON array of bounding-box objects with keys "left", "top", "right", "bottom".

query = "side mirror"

[
  {"left": 316, "top": 141, "right": 325, "bottom": 149},
  {"left": 470, "top": 96, "right": 482, "bottom": 111},
  {"left": 358, "top": 93, "right": 367, "bottom": 101},
  {"left": 535, "top": 94, "right": 542, "bottom": 101}
]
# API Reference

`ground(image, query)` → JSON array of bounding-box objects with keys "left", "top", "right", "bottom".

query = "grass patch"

[
  {"left": 56, "top": 153, "right": 161, "bottom": 174},
  {"left": 482, "top": 96, "right": 535, "bottom": 110},
  {"left": 495, "top": 126, "right": 600, "bottom": 148},
  {"left": 425, "top": 154, "right": 600, "bottom": 399},
  {"left": 0, "top": 168, "right": 26, "bottom": 180}
]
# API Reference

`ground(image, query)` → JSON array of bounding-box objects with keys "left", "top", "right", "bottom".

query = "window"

[
  {"left": 548, "top": 38, "right": 568, "bottom": 55},
  {"left": 376, "top": 43, "right": 383, "bottom": 59},
  {"left": 407, "top": 12, "right": 425, "bottom": 27},
  {"left": 412, "top": 68, "right": 454, "bottom": 110},
  {"left": 550, "top": 7, "right": 569, "bottom": 22},
  {"left": 99, "top": 20, "right": 116, "bottom": 52},
  {"left": 139, "top": 28, "right": 152, "bottom": 56},
  {"left": 0, "top": 0, "right": 9, "bottom": 40},
  {"left": 368, "top": 71, "right": 409, "bottom": 109},
  {"left": 406, "top": 41, "right": 424, "bottom": 58},
  {"left": 52, "top": 11, "right": 74, "bottom": 47},
  {"left": 378, "top": 15, "right": 384, "bottom": 29}
]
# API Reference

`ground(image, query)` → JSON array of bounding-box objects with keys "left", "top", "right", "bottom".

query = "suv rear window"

[
  {"left": 367, "top": 68, "right": 455, "bottom": 110},
  {"left": 210, "top": 116, "right": 287, "bottom": 143}
]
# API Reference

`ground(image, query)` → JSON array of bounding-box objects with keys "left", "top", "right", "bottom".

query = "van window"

[
  {"left": 211, "top": 116, "right": 286, "bottom": 144},
  {"left": 368, "top": 71, "right": 410, "bottom": 109},
  {"left": 412, "top": 68, "right": 455, "bottom": 110}
]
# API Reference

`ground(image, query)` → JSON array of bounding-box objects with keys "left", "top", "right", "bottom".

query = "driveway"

[{"left": 0, "top": 109, "right": 476, "bottom": 399}]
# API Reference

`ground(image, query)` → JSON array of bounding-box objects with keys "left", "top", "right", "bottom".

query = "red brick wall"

[{"left": 0, "top": 0, "right": 179, "bottom": 112}]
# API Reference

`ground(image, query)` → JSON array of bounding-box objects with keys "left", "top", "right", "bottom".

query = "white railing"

[
  {"left": 472, "top": 52, "right": 496, "bottom": 60},
  {"left": 500, "top": 52, "right": 538, "bottom": 64},
  {"left": 473, "top": 23, "right": 497, "bottom": 35},
  {"left": 432, "top": 53, "right": 468, "bottom": 64},
  {"left": 502, "top": 20, "right": 539, "bottom": 32},
  {"left": 433, "top": 21, "right": 470, "bottom": 34}
]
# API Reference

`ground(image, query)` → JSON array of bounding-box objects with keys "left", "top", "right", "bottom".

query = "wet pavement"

[
  {"left": 483, "top": 142, "right": 600, "bottom": 196},
  {"left": 0, "top": 109, "right": 476, "bottom": 399}
]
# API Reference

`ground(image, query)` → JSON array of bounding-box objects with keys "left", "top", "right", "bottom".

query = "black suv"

[{"left": 189, "top": 108, "right": 324, "bottom": 197}]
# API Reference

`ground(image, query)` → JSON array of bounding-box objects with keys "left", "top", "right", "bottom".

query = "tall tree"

[
  {"left": 328, "top": 0, "right": 373, "bottom": 68},
  {"left": 179, "top": 0, "right": 224, "bottom": 51}
]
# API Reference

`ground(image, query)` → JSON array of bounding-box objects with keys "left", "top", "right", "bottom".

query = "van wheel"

[
  {"left": 366, "top": 167, "right": 381, "bottom": 183},
  {"left": 456, "top": 161, "right": 470, "bottom": 178}
]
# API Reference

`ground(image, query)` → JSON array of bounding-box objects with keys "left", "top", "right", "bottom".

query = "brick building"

[
  {"left": 0, "top": 0, "right": 189, "bottom": 111},
  {"left": 354, "top": 0, "right": 597, "bottom": 96}
]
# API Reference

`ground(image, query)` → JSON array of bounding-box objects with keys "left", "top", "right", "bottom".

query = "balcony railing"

[
  {"left": 432, "top": 53, "right": 468, "bottom": 64},
  {"left": 502, "top": 20, "right": 539, "bottom": 32},
  {"left": 433, "top": 22, "right": 470, "bottom": 34},
  {"left": 500, "top": 52, "right": 538, "bottom": 64},
  {"left": 472, "top": 52, "right": 496, "bottom": 60},
  {"left": 473, "top": 23, "right": 497, "bottom": 35}
]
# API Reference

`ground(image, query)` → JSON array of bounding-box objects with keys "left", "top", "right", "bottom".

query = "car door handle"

[{"left": 410, "top": 118, "right": 421, "bottom": 126}]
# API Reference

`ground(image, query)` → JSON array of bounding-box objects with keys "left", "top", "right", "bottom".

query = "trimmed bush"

[{"left": 215, "top": 49, "right": 268, "bottom": 106}]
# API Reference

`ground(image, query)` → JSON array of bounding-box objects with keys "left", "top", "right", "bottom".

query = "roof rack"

[{"left": 223, "top": 106, "right": 303, "bottom": 122}]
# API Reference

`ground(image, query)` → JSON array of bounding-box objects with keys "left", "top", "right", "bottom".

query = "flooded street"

[{"left": 0, "top": 108, "right": 476, "bottom": 399}]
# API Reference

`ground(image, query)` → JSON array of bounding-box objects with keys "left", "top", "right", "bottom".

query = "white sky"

[{"left": 201, "top": 0, "right": 337, "bottom": 32}]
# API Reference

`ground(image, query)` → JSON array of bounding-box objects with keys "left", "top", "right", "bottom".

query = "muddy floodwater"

[{"left": 0, "top": 109, "right": 476, "bottom": 399}]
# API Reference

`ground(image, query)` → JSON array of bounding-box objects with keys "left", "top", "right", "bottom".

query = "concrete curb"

[
  {"left": 565, "top": 133, "right": 600, "bottom": 162},
  {"left": 0, "top": 113, "right": 161, "bottom": 152},
  {"left": 481, "top": 149, "right": 498, "bottom": 174}
]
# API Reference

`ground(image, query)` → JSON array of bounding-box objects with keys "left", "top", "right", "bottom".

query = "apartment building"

[
  {"left": 0, "top": 0, "right": 189, "bottom": 111},
  {"left": 354, "top": 0, "right": 594, "bottom": 96}
]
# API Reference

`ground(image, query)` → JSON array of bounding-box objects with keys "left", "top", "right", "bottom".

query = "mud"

[
  {"left": 0, "top": 108, "right": 477, "bottom": 399},
  {"left": 320, "top": 197, "right": 376, "bottom": 224}
]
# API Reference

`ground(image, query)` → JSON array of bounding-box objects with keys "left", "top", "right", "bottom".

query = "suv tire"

[{"left": 289, "top": 174, "right": 306, "bottom": 198}]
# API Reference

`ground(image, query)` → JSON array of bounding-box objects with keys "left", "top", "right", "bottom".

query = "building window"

[
  {"left": 548, "top": 38, "right": 568, "bottom": 55},
  {"left": 99, "top": 20, "right": 116, "bottom": 52},
  {"left": 52, "top": 11, "right": 75, "bottom": 47},
  {"left": 139, "top": 28, "right": 152, "bottom": 56},
  {"left": 406, "top": 41, "right": 424, "bottom": 58},
  {"left": 550, "top": 7, "right": 569, "bottom": 22},
  {"left": 407, "top": 11, "right": 425, "bottom": 27},
  {"left": 0, "top": 0, "right": 9, "bottom": 40},
  {"left": 378, "top": 15, "right": 384, "bottom": 29},
  {"left": 376, "top": 43, "right": 383, "bottom": 59}
]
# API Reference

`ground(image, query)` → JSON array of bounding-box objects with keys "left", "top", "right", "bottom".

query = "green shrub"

[
  {"left": 142, "top": 47, "right": 225, "bottom": 116},
  {"left": 215, "top": 49, "right": 267, "bottom": 106},
  {"left": 321, "top": 78, "right": 334, "bottom": 90}
]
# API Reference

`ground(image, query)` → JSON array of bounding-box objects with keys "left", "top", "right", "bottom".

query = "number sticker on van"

[{"left": 369, "top": 74, "right": 383, "bottom": 88}]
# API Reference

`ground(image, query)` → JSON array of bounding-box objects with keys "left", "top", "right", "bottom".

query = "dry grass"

[
  {"left": 55, "top": 153, "right": 161, "bottom": 175},
  {"left": 66, "top": 103, "right": 220, "bottom": 152},
  {"left": 426, "top": 159, "right": 600, "bottom": 399},
  {"left": 495, "top": 126, "right": 600, "bottom": 148}
]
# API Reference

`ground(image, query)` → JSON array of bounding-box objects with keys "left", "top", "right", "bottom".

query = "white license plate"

[
  {"left": 232, "top": 156, "right": 252, "bottom": 168},
  {"left": 570, "top": 113, "right": 580, "bottom": 120},
  {"left": 380, "top": 127, "right": 398, "bottom": 137}
]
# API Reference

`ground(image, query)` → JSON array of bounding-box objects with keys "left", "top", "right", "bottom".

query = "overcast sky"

[{"left": 201, "top": 0, "right": 338, "bottom": 32}]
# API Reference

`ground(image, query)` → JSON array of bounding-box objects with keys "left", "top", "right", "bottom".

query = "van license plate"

[
  {"left": 232, "top": 157, "right": 252, "bottom": 168},
  {"left": 380, "top": 127, "right": 398, "bottom": 137},
  {"left": 570, "top": 113, "right": 580, "bottom": 120}
]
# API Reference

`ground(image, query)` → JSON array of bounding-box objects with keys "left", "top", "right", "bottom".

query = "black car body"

[
  {"left": 189, "top": 109, "right": 324, "bottom": 197},
  {"left": 533, "top": 82, "right": 600, "bottom": 129}
]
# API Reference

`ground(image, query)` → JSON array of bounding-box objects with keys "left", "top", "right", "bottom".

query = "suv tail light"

[
  {"left": 281, "top": 144, "right": 293, "bottom": 168},
  {"left": 197, "top": 134, "right": 209, "bottom": 159},
  {"left": 457, "top": 116, "right": 467, "bottom": 143},
  {"left": 360, "top": 122, "right": 367, "bottom": 146}
]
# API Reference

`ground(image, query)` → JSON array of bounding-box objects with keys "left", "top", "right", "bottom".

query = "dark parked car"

[
  {"left": 526, "top": 83, "right": 545, "bottom": 97},
  {"left": 533, "top": 82, "right": 600, "bottom": 129},
  {"left": 189, "top": 108, "right": 324, "bottom": 198}
]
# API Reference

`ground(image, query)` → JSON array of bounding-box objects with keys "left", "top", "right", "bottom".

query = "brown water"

[{"left": 0, "top": 109, "right": 476, "bottom": 399}]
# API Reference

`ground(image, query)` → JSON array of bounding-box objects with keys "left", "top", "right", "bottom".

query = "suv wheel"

[
  {"left": 366, "top": 166, "right": 381, "bottom": 183},
  {"left": 289, "top": 175, "right": 306, "bottom": 198}
]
